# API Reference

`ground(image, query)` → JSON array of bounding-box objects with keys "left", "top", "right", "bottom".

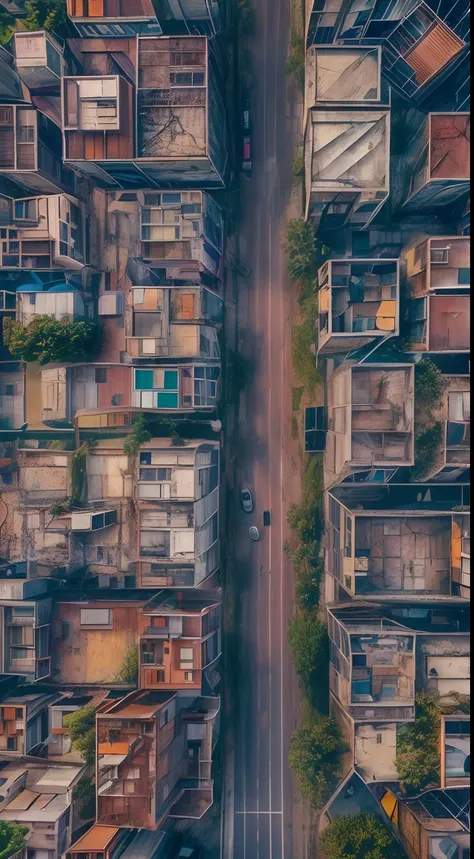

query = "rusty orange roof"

[
  {"left": 69, "top": 824, "right": 119, "bottom": 852},
  {"left": 405, "top": 22, "right": 464, "bottom": 86}
]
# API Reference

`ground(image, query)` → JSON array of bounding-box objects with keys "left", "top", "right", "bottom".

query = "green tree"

[
  {"left": 0, "top": 820, "right": 29, "bottom": 859},
  {"left": 395, "top": 692, "right": 441, "bottom": 793},
  {"left": 64, "top": 706, "right": 96, "bottom": 767},
  {"left": 72, "top": 776, "right": 96, "bottom": 820},
  {"left": 288, "top": 613, "right": 328, "bottom": 688},
  {"left": 320, "top": 813, "right": 406, "bottom": 859},
  {"left": 415, "top": 358, "right": 447, "bottom": 411},
  {"left": 4, "top": 316, "right": 100, "bottom": 365},
  {"left": 0, "top": 7, "right": 16, "bottom": 44},
  {"left": 289, "top": 719, "right": 347, "bottom": 807},
  {"left": 24, "top": 0, "right": 68, "bottom": 34}
]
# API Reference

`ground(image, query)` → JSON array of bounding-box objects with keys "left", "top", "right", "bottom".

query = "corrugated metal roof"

[
  {"left": 67, "top": 824, "right": 119, "bottom": 852},
  {"left": 405, "top": 23, "right": 464, "bottom": 85}
]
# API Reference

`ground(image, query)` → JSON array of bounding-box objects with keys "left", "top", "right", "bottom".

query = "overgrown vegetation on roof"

[{"left": 114, "top": 645, "right": 139, "bottom": 685}]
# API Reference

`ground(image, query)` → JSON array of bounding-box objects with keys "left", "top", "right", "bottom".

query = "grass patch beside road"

[
  {"left": 292, "top": 287, "right": 320, "bottom": 398},
  {"left": 286, "top": 0, "right": 305, "bottom": 92},
  {"left": 292, "top": 386, "right": 304, "bottom": 411}
]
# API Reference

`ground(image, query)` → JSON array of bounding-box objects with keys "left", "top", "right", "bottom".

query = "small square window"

[
  {"left": 140, "top": 452, "right": 152, "bottom": 465},
  {"left": 95, "top": 368, "right": 107, "bottom": 383},
  {"left": 458, "top": 267, "right": 470, "bottom": 285},
  {"left": 184, "top": 671, "right": 193, "bottom": 682}
]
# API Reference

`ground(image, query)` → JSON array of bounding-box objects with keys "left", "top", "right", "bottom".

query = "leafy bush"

[
  {"left": 395, "top": 692, "right": 441, "bottom": 793},
  {"left": 286, "top": 544, "right": 324, "bottom": 611},
  {"left": 123, "top": 414, "right": 152, "bottom": 458},
  {"left": 415, "top": 358, "right": 447, "bottom": 411},
  {"left": 0, "top": 821, "right": 29, "bottom": 859},
  {"left": 4, "top": 316, "right": 100, "bottom": 365},
  {"left": 289, "top": 718, "right": 347, "bottom": 807},
  {"left": 63, "top": 706, "right": 96, "bottom": 767},
  {"left": 320, "top": 813, "right": 406, "bottom": 859},
  {"left": 49, "top": 500, "right": 71, "bottom": 518},
  {"left": 285, "top": 219, "right": 320, "bottom": 282},
  {"left": 288, "top": 613, "right": 329, "bottom": 706}
]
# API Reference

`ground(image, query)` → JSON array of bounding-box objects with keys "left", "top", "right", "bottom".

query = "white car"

[
  {"left": 240, "top": 488, "right": 254, "bottom": 513},
  {"left": 249, "top": 526, "right": 260, "bottom": 542}
]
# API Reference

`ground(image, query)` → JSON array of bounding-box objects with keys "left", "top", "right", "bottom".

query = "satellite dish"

[{"left": 210, "top": 420, "right": 222, "bottom": 432}]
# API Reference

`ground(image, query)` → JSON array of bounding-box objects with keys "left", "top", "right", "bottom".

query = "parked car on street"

[
  {"left": 263, "top": 510, "right": 271, "bottom": 526},
  {"left": 242, "top": 97, "right": 252, "bottom": 175},
  {"left": 242, "top": 136, "right": 252, "bottom": 175},
  {"left": 240, "top": 488, "right": 254, "bottom": 512}
]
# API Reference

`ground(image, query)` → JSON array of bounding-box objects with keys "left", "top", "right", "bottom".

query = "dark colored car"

[
  {"left": 263, "top": 510, "right": 271, "bottom": 527},
  {"left": 242, "top": 97, "right": 252, "bottom": 174},
  {"left": 242, "top": 136, "right": 252, "bottom": 174}
]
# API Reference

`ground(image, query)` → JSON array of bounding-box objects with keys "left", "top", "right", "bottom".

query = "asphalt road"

[{"left": 231, "top": 1, "right": 300, "bottom": 856}]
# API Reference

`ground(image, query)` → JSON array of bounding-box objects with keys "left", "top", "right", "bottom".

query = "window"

[
  {"left": 139, "top": 467, "right": 172, "bottom": 482},
  {"left": 6, "top": 737, "right": 16, "bottom": 751},
  {"left": 430, "top": 246, "right": 449, "bottom": 264},
  {"left": 140, "top": 451, "right": 152, "bottom": 465},
  {"left": 108, "top": 729, "right": 121, "bottom": 743},
  {"left": 184, "top": 671, "right": 193, "bottom": 682},
  {"left": 344, "top": 514, "right": 352, "bottom": 558},
  {"left": 143, "top": 722, "right": 153, "bottom": 734},
  {"left": 13, "top": 606, "right": 34, "bottom": 617},
  {"left": 95, "top": 368, "right": 107, "bottom": 383},
  {"left": 15, "top": 708, "right": 22, "bottom": 719},
  {"left": 180, "top": 647, "right": 193, "bottom": 661},
  {"left": 10, "top": 648, "right": 29, "bottom": 660},
  {"left": 170, "top": 71, "right": 205, "bottom": 87},
  {"left": 80, "top": 609, "right": 112, "bottom": 627},
  {"left": 458, "top": 267, "right": 470, "bottom": 285},
  {"left": 376, "top": 733, "right": 382, "bottom": 744}
]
